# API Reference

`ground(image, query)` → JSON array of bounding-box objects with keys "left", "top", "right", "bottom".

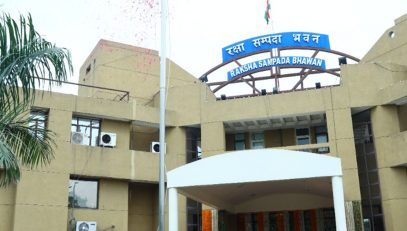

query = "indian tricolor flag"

[{"left": 264, "top": 0, "right": 271, "bottom": 24}]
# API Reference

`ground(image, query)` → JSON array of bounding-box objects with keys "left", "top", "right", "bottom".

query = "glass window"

[
  {"left": 71, "top": 116, "right": 101, "bottom": 146},
  {"left": 29, "top": 109, "right": 48, "bottom": 138},
  {"left": 187, "top": 198, "right": 201, "bottom": 231},
  {"left": 363, "top": 218, "right": 372, "bottom": 231},
  {"left": 68, "top": 179, "right": 98, "bottom": 209},
  {"left": 296, "top": 128, "right": 310, "bottom": 145},
  {"left": 353, "top": 118, "right": 385, "bottom": 230},
  {"left": 251, "top": 132, "right": 264, "bottom": 149},
  {"left": 197, "top": 141, "right": 202, "bottom": 159},
  {"left": 235, "top": 133, "right": 245, "bottom": 150},
  {"left": 315, "top": 126, "right": 329, "bottom": 153},
  {"left": 297, "top": 137, "right": 310, "bottom": 145},
  {"left": 186, "top": 128, "right": 201, "bottom": 163},
  {"left": 322, "top": 208, "right": 336, "bottom": 231}
]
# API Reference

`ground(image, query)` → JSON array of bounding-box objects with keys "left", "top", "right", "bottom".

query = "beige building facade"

[{"left": 1, "top": 14, "right": 407, "bottom": 231}]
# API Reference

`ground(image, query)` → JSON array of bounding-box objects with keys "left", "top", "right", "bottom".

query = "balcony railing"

[{"left": 275, "top": 142, "right": 330, "bottom": 154}]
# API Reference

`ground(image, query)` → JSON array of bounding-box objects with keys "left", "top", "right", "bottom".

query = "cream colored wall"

[
  {"left": 371, "top": 106, "right": 407, "bottom": 231},
  {"left": 385, "top": 130, "right": 407, "bottom": 167},
  {"left": 72, "top": 179, "right": 129, "bottom": 231},
  {"left": 165, "top": 127, "right": 187, "bottom": 171},
  {"left": 340, "top": 64, "right": 391, "bottom": 108},
  {"left": 128, "top": 183, "right": 187, "bottom": 231},
  {"left": 0, "top": 87, "right": 188, "bottom": 230},
  {"left": 201, "top": 122, "right": 225, "bottom": 157},
  {"left": 101, "top": 119, "right": 131, "bottom": 149},
  {"left": 78, "top": 40, "right": 160, "bottom": 102},
  {"left": 0, "top": 185, "right": 15, "bottom": 231},
  {"left": 12, "top": 170, "right": 70, "bottom": 231},
  {"left": 326, "top": 108, "right": 360, "bottom": 201},
  {"left": 362, "top": 14, "right": 407, "bottom": 66},
  {"left": 32, "top": 91, "right": 177, "bottom": 127},
  {"left": 3, "top": 102, "right": 135, "bottom": 231},
  {"left": 8, "top": 104, "right": 72, "bottom": 231},
  {"left": 129, "top": 183, "right": 156, "bottom": 231},
  {"left": 165, "top": 83, "right": 203, "bottom": 126},
  {"left": 202, "top": 89, "right": 330, "bottom": 123},
  {"left": 78, "top": 40, "right": 199, "bottom": 105},
  {"left": 131, "top": 131, "right": 158, "bottom": 152}
]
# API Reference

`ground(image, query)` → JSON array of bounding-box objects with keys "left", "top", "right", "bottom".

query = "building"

[{"left": 1, "top": 13, "right": 406, "bottom": 231}]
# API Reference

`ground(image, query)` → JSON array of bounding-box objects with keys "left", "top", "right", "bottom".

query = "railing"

[
  {"left": 36, "top": 77, "right": 130, "bottom": 102},
  {"left": 275, "top": 142, "right": 330, "bottom": 154}
]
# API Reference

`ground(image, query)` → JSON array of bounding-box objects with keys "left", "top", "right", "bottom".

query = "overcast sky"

[{"left": 2, "top": 0, "right": 407, "bottom": 94}]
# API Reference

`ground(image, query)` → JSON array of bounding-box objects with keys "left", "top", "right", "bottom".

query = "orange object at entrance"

[{"left": 202, "top": 209, "right": 212, "bottom": 231}]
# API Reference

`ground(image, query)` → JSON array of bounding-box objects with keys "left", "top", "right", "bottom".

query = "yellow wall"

[
  {"left": 130, "top": 130, "right": 159, "bottom": 152},
  {"left": 371, "top": 106, "right": 407, "bottom": 231},
  {"left": 0, "top": 185, "right": 15, "bottom": 231},
  {"left": 128, "top": 183, "right": 157, "bottom": 231},
  {"left": 72, "top": 179, "right": 129, "bottom": 231},
  {"left": 12, "top": 170, "right": 69, "bottom": 231}
]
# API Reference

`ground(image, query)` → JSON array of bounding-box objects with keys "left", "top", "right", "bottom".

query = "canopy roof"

[{"left": 167, "top": 149, "right": 342, "bottom": 213}]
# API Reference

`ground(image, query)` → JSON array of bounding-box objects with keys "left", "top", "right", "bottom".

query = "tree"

[{"left": 0, "top": 13, "right": 73, "bottom": 186}]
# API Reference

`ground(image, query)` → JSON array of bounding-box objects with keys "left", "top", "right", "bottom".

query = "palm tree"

[{"left": 0, "top": 13, "right": 72, "bottom": 186}]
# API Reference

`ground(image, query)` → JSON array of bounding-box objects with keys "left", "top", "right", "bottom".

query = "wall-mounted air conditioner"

[
  {"left": 99, "top": 132, "right": 117, "bottom": 147},
  {"left": 151, "top": 141, "right": 166, "bottom": 153},
  {"left": 71, "top": 132, "right": 86, "bottom": 145},
  {"left": 151, "top": 141, "right": 160, "bottom": 153},
  {"left": 76, "top": 221, "right": 97, "bottom": 231}
]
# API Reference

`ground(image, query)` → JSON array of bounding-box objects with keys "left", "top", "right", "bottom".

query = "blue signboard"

[
  {"left": 222, "top": 32, "right": 330, "bottom": 63},
  {"left": 227, "top": 56, "right": 326, "bottom": 80}
]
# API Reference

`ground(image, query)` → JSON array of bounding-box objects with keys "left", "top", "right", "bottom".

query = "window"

[
  {"left": 251, "top": 132, "right": 264, "bottom": 149},
  {"left": 71, "top": 117, "right": 101, "bottom": 146},
  {"left": 353, "top": 113, "right": 385, "bottom": 231},
  {"left": 197, "top": 140, "right": 202, "bottom": 159},
  {"left": 322, "top": 208, "right": 336, "bottom": 231},
  {"left": 29, "top": 109, "right": 48, "bottom": 138},
  {"left": 187, "top": 198, "right": 202, "bottom": 231},
  {"left": 68, "top": 179, "right": 98, "bottom": 209},
  {"left": 234, "top": 133, "right": 245, "bottom": 150},
  {"left": 185, "top": 128, "right": 202, "bottom": 231},
  {"left": 296, "top": 128, "right": 310, "bottom": 145},
  {"left": 186, "top": 128, "right": 201, "bottom": 163},
  {"left": 85, "top": 64, "right": 91, "bottom": 74},
  {"left": 315, "top": 126, "right": 329, "bottom": 153}
]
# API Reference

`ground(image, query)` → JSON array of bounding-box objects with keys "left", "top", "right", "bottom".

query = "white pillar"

[
  {"left": 168, "top": 188, "right": 178, "bottom": 231},
  {"left": 332, "top": 176, "right": 347, "bottom": 231}
]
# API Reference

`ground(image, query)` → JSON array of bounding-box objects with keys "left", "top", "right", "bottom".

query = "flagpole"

[{"left": 159, "top": 0, "right": 168, "bottom": 230}]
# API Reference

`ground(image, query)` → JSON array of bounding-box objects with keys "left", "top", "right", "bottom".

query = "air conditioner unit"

[
  {"left": 151, "top": 141, "right": 160, "bottom": 153},
  {"left": 71, "top": 132, "right": 86, "bottom": 145},
  {"left": 151, "top": 141, "right": 166, "bottom": 153},
  {"left": 99, "top": 132, "right": 117, "bottom": 147},
  {"left": 76, "top": 221, "right": 97, "bottom": 231}
]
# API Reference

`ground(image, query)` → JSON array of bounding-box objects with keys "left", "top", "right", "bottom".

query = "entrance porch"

[{"left": 167, "top": 149, "right": 347, "bottom": 231}]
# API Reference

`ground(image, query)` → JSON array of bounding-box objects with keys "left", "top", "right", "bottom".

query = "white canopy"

[
  {"left": 167, "top": 149, "right": 347, "bottom": 231},
  {"left": 168, "top": 149, "right": 342, "bottom": 187}
]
